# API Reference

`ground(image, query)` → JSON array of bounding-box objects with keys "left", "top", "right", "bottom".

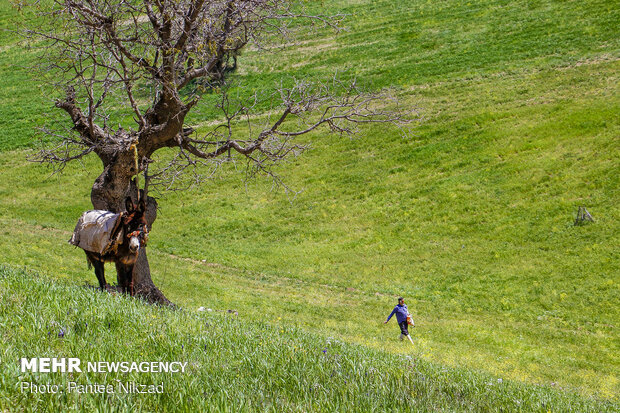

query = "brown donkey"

[{"left": 71, "top": 197, "right": 149, "bottom": 295}]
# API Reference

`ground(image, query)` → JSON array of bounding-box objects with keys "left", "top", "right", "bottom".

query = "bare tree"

[{"left": 20, "top": 0, "right": 414, "bottom": 304}]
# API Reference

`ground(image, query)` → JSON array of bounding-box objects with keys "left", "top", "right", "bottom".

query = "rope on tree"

[{"left": 130, "top": 142, "right": 140, "bottom": 202}]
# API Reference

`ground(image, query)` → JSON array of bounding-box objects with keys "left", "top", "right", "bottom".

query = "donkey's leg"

[
  {"left": 86, "top": 252, "right": 107, "bottom": 290},
  {"left": 96, "top": 263, "right": 108, "bottom": 291},
  {"left": 129, "top": 267, "right": 134, "bottom": 297},
  {"left": 115, "top": 262, "right": 132, "bottom": 294},
  {"left": 115, "top": 262, "right": 126, "bottom": 292}
]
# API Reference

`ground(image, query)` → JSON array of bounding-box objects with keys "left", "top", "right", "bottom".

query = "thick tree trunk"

[
  {"left": 131, "top": 246, "right": 171, "bottom": 305},
  {"left": 90, "top": 144, "right": 172, "bottom": 306}
]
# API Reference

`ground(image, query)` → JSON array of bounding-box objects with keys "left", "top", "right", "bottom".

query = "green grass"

[
  {"left": 0, "top": 0, "right": 619, "bottom": 407},
  {"left": 1, "top": 266, "right": 617, "bottom": 412}
]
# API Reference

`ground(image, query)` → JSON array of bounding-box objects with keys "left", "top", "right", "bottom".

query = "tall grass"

[{"left": 1, "top": 266, "right": 616, "bottom": 412}]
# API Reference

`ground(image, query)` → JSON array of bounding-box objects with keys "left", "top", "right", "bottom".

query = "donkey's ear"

[
  {"left": 125, "top": 197, "right": 135, "bottom": 212},
  {"left": 137, "top": 198, "right": 146, "bottom": 214}
]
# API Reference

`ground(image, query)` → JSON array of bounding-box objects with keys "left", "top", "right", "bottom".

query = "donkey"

[{"left": 79, "top": 197, "right": 149, "bottom": 295}]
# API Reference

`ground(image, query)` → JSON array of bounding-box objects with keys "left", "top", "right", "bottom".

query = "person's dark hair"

[{"left": 398, "top": 297, "right": 404, "bottom": 302}]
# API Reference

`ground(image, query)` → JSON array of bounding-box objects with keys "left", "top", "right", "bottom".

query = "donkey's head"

[{"left": 123, "top": 197, "right": 149, "bottom": 255}]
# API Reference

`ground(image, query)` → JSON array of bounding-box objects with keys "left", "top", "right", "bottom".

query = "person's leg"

[{"left": 399, "top": 321, "right": 409, "bottom": 337}]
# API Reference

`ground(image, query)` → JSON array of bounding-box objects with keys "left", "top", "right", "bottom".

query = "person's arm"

[{"left": 384, "top": 307, "right": 396, "bottom": 324}]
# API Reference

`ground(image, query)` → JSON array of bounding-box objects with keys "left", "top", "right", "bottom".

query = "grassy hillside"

[
  {"left": 1, "top": 266, "right": 617, "bottom": 412},
  {"left": 0, "top": 0, "right": 618, "bottom": 405}
]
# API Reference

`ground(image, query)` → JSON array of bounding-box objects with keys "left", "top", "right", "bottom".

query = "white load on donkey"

[
  {"left": 69, "top": 198, "right": 149, "bottom": 294},
  {"left": 69, "top": 210, "right": 124, "bottom": 255}
]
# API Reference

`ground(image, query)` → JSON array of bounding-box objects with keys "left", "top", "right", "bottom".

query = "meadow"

[{"left": 0, "top": 0, "right": 618, "bottom": 409}]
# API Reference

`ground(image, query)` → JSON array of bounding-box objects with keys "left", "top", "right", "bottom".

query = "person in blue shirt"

[{"left": 384, "top": 297, "right": 410, "bottom": 340}]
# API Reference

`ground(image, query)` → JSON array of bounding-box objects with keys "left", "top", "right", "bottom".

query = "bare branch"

[
  {"left": 21, "top": 0, "right": 417, "bottom": 193},
  {"left": 28, "top": 126, "right": 95, "bottom": 173}
]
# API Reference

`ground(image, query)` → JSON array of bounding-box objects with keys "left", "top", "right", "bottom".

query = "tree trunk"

[{"left": 90, "top": 144, "right": 172, "bottom": 306}]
